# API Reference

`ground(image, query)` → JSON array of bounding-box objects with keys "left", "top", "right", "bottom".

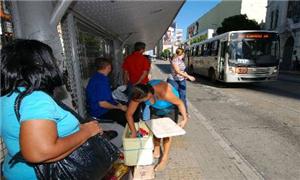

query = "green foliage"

[
  {"left": 216, "top": 14, "right": 260, "bottom": 35},
  {"left": 161, "top": 49, "right": 171, "bottom": 59},
  {"left": 190, "top": 34, "right": 208, "bottom": 45}
]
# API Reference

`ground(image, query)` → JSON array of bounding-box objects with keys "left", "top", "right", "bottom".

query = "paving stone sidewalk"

[{"left": 151, "top": 60, "right": 263, "bottom": 180}]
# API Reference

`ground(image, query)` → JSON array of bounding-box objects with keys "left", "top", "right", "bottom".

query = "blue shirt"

[
  {"left": 0, "top": 89, "right": 80, "bottom": 180},
  {"left": 86, "top": 72, "right": 116, "bottom": 117}
]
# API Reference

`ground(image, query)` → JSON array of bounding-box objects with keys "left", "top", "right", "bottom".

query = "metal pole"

[{"left": 50, "top": 0, "right": 73, "bottom": 26}]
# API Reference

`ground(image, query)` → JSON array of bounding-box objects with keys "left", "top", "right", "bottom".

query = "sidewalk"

[{"left": 151, "top": 61, "right": 263, "bottom": 180}]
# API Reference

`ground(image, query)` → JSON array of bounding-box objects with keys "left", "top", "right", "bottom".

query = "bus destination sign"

[
  {"left": 231, "top": 32, "right": 278, "bottom": 40},
  {"left": 238, "top": 33, "right": 269, "bottom": 39}
]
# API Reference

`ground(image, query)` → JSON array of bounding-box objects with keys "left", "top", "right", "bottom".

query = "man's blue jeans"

[{"left": 167, "top": 78, "right": 188, "bottom": 112}]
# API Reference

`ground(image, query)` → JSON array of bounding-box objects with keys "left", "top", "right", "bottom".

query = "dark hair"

[
  {"left": 95, "top": 57, "right": 112, "bottom": 70},
  {"left": 134, "top": 42, "right": 146, "bottom": 52},
  {"left": 131, "top": 84, "right": 154, "bottom": 101},
  {"left": 1, "top": 39, "right": 63, "bottom": 97}
]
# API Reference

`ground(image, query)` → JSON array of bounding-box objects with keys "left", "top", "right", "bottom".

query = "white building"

[
  {"left": 175, "top": 28, "right": 183, "bottom": 46},
  {"left": 187, "top": 0, "right": 268, "bottom": 45},
  {"left": 265, "top": 0, "right": 300, "bottom": 70}
]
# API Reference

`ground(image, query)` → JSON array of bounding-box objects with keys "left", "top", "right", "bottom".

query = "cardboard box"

[
  {"left": 123, "top": 122, "right": 153, "bottom": 166},
  {"left": 133, "top": 165, "right": 155, "bottom": 180}
]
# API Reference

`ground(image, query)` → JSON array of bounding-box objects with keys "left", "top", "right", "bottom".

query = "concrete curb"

[{"left": 188, "top": 100, "right": 264, "bottom": 180}]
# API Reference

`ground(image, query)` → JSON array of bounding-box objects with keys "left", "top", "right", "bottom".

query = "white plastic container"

[{"left": 122, "top": 122, "right": 153, "bottom": 166}]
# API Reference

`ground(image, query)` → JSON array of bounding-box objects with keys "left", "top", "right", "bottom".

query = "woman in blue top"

[
  {"left": 0, "top": 39, "right": 101, "bottom": 179},
  {"left": 126, "top": 80, "right": 188, "bottom": 172}
]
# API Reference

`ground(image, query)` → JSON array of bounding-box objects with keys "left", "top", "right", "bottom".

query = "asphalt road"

[{"left": 154, "top": 60, "right": 300, "bottom": 180}]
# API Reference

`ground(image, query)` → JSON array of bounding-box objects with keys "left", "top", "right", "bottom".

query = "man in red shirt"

[{"left": 122, "top": 42, "right": 150, "bottom": 85}]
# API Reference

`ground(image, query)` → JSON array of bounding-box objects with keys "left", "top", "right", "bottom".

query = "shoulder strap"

[{"left": 14, "top": 92, "right": 86, "bottom": 124}]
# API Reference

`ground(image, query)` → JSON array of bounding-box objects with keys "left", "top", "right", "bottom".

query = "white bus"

[{"left": 186, "top": 30, "right": 280, "bottom": 83}]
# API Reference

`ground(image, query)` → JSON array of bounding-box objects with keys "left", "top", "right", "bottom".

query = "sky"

[{"left": 175, "top": 0, "right": 221, "bottom": 40}]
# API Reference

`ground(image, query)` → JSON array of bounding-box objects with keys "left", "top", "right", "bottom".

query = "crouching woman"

[{"left": 125, "top": 79, "right": 188, "bottom": 171}]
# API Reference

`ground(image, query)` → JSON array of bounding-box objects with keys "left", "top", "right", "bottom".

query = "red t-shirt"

[{"left": 122, "top": 51, "right": 150, "bottom": 84}]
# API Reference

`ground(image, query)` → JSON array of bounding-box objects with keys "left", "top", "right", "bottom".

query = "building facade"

[
  {"left": 160, "top": 22, "right": 184, "bottom": 55},
  {"left": 266, "top": 0, "right": 300, "bottom": 70},
  {"left": 187, "top": 0, "right": 268, "bottom": 45}
]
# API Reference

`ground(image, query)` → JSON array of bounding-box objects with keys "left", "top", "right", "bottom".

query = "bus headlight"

[{"left": 235, "top": 67, "right": 248, "bottom": 74}]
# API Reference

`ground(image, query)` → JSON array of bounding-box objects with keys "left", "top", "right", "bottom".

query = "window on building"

[
  {"left": 274, "top": 9, "right": 279, "bottom": 28},
  {"left": 270, "top": 11, "right": 274, "bottom": 29},
  {"left": 287, "top": 1, "right": 300, "bottom": 24}
]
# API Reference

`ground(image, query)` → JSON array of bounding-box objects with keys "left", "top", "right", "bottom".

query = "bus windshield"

[{"left": 228, "top": 38, "right": 280, "bottom": 67}]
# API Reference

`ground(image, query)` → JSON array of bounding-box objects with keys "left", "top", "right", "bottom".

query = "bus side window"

[
  {"left": 211, "top": 40, "right": 219, "bottom": 56},
  {"left": 203, "top": 43, "right": 208, "bottom": 56},
  {"left": 198, "top": 45, "right": 202, "bottom": 56},
  {"left": 200, "top": 44, "right": 205, "bottom": 56},
  {"left": 195, "top": 45, "right": 199, "bottom": 56},
  {"left": 221, "top": 41, "right": 227, "bottom": 59},
  {"left": 191, "top": 47, "right": 194, "bottom": 56},
  {"left": 207, "top": 43, "right": 212, "bottom": 56}
]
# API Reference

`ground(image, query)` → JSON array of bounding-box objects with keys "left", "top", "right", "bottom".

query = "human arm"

[
  {"left": 134, "top": 58, "right": 150, "bottom": 85},
  {"left": 94, "top": 78, "right": 127, "bottom": 112},
  {"left": 99, "top": 101, "right": 127, "bottom": 111},
  {"left": 133, "top": 70, "right": 149, "bottom": 85},
  {"left": 163, "top": 85, "right": 188, "bottom": 128},
  {"left": 125, "top": 100, "right": 140, "bottom": 137},
  {"left": 123, "top": 70, "right": 129, "bottom": 85},
  {"left": 171, "top": 61, "right": 195, "bottom": 81},
  {"left": 20, "top": 120, "right": 101, "bottom": 163}
]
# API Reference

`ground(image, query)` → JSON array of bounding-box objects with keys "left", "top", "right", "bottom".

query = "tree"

[
  {"left": 160, "top": 49, "right": 171, "bottom": 60},
  {"left": 216, "top": 14, "right": 260, "bottom": 35}
]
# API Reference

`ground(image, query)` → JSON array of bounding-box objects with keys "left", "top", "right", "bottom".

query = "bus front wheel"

[{"left": 208, "top": 69, "right": 216, "bottom": 82}]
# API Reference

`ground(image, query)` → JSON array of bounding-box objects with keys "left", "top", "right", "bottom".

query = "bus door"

[{"left": 218, "top": 41, "right": 227, "bottom": 80}]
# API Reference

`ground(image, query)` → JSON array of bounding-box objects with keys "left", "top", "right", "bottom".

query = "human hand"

[
  {"left": 178, "top": 120, "right": 187, "bottom": 128},
  {"left": 130, "top": 131, "right": 137, "bottom": 138},
  {"left": 188, "top": 75, "right": 195, "bottom": 82},
  {"left": 81, "top": 121, "right": 103, "bottom": 137},
  {"left": 117, "top": 103, "right": 127, "bottom": 111}
]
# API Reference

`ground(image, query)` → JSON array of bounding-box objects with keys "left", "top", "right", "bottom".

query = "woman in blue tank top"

[{"left": 125, "top": 79, "right": 189, "bottom": 172}]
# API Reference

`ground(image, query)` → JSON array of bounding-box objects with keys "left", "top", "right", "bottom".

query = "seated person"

[{"left": 86, "top": 58, "right": 127, "bottom": 127}]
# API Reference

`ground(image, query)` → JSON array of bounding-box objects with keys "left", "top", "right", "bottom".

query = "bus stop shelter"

[
  {"left": 10, "top": 0, "right": 184, "bottom": 116},
  {"left": 0, "top": 0, "right": 184, "bottom": 167}
]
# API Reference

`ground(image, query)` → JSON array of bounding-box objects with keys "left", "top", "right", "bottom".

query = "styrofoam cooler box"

[{"left": 122, "top": 122, "right": 153, "bottom": 166}]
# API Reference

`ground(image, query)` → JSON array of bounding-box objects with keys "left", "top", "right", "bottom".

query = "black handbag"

[{"left": 9, "top": 93, "right": 120, "bottom": 180}]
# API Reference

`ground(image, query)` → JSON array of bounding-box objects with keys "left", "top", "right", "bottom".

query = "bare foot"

[
  {"left": 154, "top": 159, "right": 168, "bottom": 171},
  {"left": 153, "top": 147, "right": 160, "bottom": 159}
]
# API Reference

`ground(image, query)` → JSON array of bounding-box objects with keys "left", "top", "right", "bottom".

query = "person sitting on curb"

[
  {"left": 125, "top": 79, "right": 188, "bottom": 171},
  {"left": 86, "top": 58, "right": 127, "bottom": 127}
]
